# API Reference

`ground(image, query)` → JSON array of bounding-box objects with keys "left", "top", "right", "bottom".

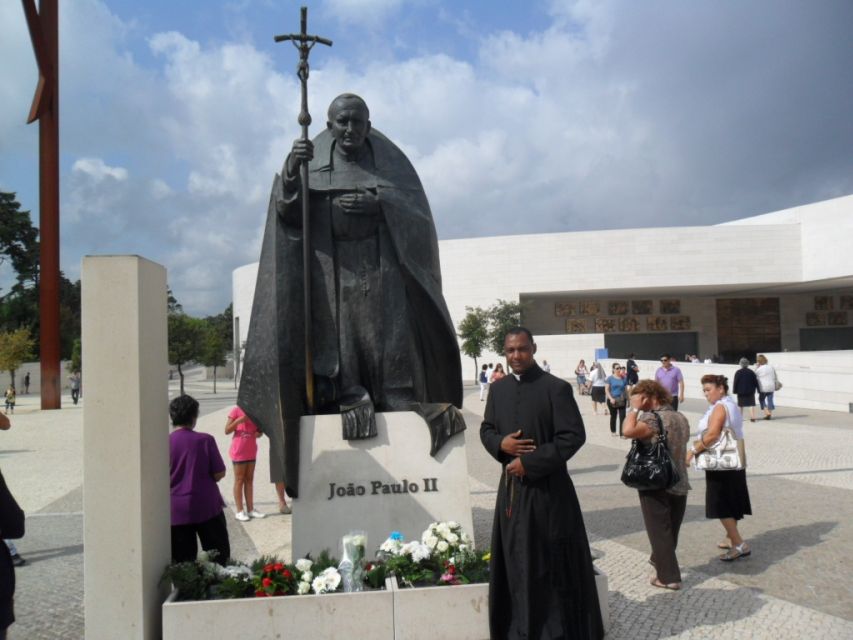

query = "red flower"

[
  {"left": 447, "top": 565, "right": 456, "bottom": 575},
  {"left": 255, "top": 590, "right": 266, "bottom": 597},
  {"left": 273, "top": 562, "right": 284, "bottom": 572},
  {"left": 365, "top": 563, "right": 373, "bottom": 571},
  {"left": 264, "top": 564, "right": 274, "bottom": 573},
  {"left": 262, "top": 577, "right": 273, "bottom": 588},
  {"left": 283, "top": 569, "right": 293, "bottom": 579}
]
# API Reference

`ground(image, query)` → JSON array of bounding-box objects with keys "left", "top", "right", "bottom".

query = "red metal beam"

[{"left": 23, "top": 0, "right": 61, "bottom": 410}]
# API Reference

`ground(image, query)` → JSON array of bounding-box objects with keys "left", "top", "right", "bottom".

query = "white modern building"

[{"left": 233, "top": 194, "right": 853, "bottom": 411}]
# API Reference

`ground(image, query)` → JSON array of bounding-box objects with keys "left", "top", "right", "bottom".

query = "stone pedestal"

[
  {"left": 82, "top": 256, "right": 170, "bottom": 640},
  {"left": 292, "top": 412, "right": 474, "bottom": 559}
]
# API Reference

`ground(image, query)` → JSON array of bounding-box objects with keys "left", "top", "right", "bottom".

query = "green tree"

[
  {"left": 199, "top": 322, "right": 227, "bottom": 394},
  {"left": 68, "top": 337, "right": 82, "bottom": 373},
  {"left": 167, "top": 286, "right": 183, "bottom": 315},
  {"left": 486, "top": 299, "right": 524, "bottom": 355},
  {"left": 0, "top": 327, "right": 35, "bottom": 390},
  {"left": 0, "top": 192, "right": 39, "bottom": 292},
  {"left": 204, "top": 303, "right": 233, "bottom": 352},
  {"left": 168, "top": 313, "right": 205, "bottom": 395},
  {"left": 457, "top": 306, "right": 490, "bottom": 383}
]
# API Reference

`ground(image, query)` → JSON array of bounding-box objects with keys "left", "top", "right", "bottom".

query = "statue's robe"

[
  {"left": 238, "top": 128, "right": 463, "bottom": 497},
  {"left": 480, "top": 363, "right": 604, "bottom": 640}
]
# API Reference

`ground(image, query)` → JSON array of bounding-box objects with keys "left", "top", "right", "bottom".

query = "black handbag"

[{"left": 620, "top": 411, "right": 681, "bottom": 491}]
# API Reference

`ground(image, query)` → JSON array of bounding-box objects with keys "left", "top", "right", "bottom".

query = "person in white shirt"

[
  {"left": 754, "top": 354, "right": 779, "bottom": 420},
  {"left": 588, "top": 362, "right": 608, "bottom": 415}
]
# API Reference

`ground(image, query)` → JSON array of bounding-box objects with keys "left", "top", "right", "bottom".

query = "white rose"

[
  {"left": 425, "top": 535, "right": 439, "bottom": 549},
  {"left": 446, "top": 533, "right": 459, "bottom": 544},
  {"left": 447, "top": 521, "right": 459, "bottom": 529},
  {"left": 295, "top": 558, "right": 313, "bottom": 572},
  {"left": 302, "top": 570, "right": 313, "bottom": 582},
  {"left": 437, "top": 540, "right": 449, "bottom": 552},
  {"left": 322, "top": 567, "right": 341, "bottom": 591},
  {"left": 297, "top": 581, "right": 311, "bottom": 595},
  {"left": 312, "top": 576, "right": 326, "bottom": 594},
  {"left": 411, "top": 543, "right": 431, "bottom": 563},
  {"left": 437, "top": 523, "right": 451, "bottom": 538}
]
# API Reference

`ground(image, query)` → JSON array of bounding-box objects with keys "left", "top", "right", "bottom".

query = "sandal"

[
  {"left": 719, "top": 543, "right": 751, "bottom": 561},
  {"left": 650, "top": 577, "right": 681, "bottom": 591}
]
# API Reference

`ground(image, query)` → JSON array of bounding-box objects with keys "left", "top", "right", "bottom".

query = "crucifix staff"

[{"left": 274, "top": 7, "right": 332, "bottom": 413}]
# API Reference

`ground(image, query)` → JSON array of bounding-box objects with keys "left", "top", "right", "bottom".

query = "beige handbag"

[
  {"left": 695, "top": 427, "right": 746, "bottom": 471},
  {"left": 695, "top": 401, "right": 746, "bottom": 471}
]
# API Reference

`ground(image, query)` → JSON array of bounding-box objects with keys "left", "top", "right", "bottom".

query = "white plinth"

[
  {"left": 82, "top": 256, "right": 170, "bottom": 640},
  {"left": 292, "top": 412, "right": 474, "bottom": 559}
]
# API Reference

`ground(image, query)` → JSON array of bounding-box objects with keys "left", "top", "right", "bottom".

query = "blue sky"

[{"left": 2, "top": 1, "right": 852, "bottom": 315}]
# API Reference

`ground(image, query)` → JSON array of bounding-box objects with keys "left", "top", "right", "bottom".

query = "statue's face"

[{"left": 327, "top": 100, "right": 371, "bottom": 154}]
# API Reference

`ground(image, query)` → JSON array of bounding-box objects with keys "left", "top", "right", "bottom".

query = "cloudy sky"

[{"left": 2, "top": 0, "right": 852, "bottom": 315}]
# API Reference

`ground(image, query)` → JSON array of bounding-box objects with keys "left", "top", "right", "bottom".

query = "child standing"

[
  {"left": 224, "top": 406, "right": 265, "bottom": 522},
  {"left": 4, "top": 387, "right": 15, "bottom": 414}
]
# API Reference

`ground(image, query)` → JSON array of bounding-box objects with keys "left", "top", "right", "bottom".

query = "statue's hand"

[
  {"left": 338, "top": 189, "right": 379, "bottom": 216},
  {"left": 285, "top": 139, "right": 314, "bottom": 177}
]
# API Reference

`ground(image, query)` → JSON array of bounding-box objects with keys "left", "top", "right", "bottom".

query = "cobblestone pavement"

[{"left": 2, "top": 377, "right": 852, "bottom": 638}]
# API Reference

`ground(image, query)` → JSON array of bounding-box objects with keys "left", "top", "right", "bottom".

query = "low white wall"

[
  {"left": 596, "top": 351, "right": 853, "bottom": 413},
  {"left": 1, "top": 360, "right": 73, "bottom": 395}
]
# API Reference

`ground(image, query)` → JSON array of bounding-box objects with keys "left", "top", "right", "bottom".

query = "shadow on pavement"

[
  {"left": 607, "top": 583, "right": 765, "bottom": 639},
  {"left": 18, "top": 543, "right": 84, "bottom": 564},
  {"left": 585, "top": 504, "right": 708, "bottom": 540},
  {"left": 571, "top": 463, "right": 621, "bottom": 476},
  {"left": 688, "top": 520, "right": 838, "bottom": 579}
]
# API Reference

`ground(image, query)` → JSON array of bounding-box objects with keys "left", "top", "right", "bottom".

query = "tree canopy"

[{"left": 0, "top": 327, "right": 35, "bottom": 389}]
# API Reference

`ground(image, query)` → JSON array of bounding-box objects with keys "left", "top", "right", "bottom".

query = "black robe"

[
  {"left": 238, "top": 128, "right": 463, "bottom": 497},
  {"left": 480, "top": 364, "right": 603, "bottom": 640}
]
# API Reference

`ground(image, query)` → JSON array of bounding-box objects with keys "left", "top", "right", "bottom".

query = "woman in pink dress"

[{"left": 225, "top": 406, "right": 265, "bottom": 522}]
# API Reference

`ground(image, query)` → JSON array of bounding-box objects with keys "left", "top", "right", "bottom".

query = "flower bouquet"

[{"left": 338, "top": 530, "right": 367, "bottom": 592}]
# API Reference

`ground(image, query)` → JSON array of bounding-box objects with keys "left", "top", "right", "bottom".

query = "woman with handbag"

[
  {"left": 622, "top": 380, "right": 691, "bottom": 590},
  {"left": 605, "top": 363, "right": 628, "bottom": 436},
  {"left": 686, "top": 374, "right": 752, "bottom": 561}
]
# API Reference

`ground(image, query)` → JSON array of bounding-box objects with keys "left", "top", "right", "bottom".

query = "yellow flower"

[{"left": 482, "top": 552, "right": 491, "bottom": 562}]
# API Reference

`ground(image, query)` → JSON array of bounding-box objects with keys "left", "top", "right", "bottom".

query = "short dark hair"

[
  {"left": 170, "top": 395, "right": 199, "bottom": 427},
  {"left": 660, "top": 353, "right": 671, "bottom": 360},
  {"left": 505, "top": 326, "right": 534, "bottom": 344}
]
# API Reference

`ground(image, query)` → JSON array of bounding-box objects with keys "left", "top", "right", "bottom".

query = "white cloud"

[
  {"left": 72, "top": 158, "right": 129, "bottom": 182},
  {"left": 4, "top": 0, "right": 852, "bottom": 315}
]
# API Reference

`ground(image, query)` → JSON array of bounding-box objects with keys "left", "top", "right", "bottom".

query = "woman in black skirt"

[
  {"left": 733, "top": 358, "right": 758, "bottom": 422},
  {"left": 686, "top": 374, "right": 752, "bottom": 561}
]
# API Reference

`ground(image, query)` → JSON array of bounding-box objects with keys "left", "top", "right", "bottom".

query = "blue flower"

[{"left": 390, "top": 531, "right": 403, "bottom": 541}]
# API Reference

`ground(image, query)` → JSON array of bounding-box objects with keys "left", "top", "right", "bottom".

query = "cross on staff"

[{"left": 274, "top": 7, "right": 332, "bottom": 413}]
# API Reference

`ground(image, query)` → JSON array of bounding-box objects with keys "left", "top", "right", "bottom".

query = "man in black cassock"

[{"left": 480, "top": 327, "right": 603, "bottom": 640}]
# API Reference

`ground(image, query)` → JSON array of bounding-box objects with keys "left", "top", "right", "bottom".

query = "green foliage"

[
  {"left": 167, "top": 286, "right": 183, "bottom": 315},
  {"left": 457, "top": 306, "right": 489, "bottom": 380},
  {"left": 0, "top": 328, "right": 35, "bottom": 389},
  {"left": 160, "top": 561, "right": 214, "bottom": 602},
  {"left": 204, "top": 303, "right": 233, "bottom": 350},
  {"left": 168, "top": 313, "right": 205, "bottom": 394},
  {"left": 200, "top": 322, "right": 227, "bottom": 393},
  {"left": 0, "top": 192, "right": 39, "bottom": 291},
  {"left": 486, "top": 299, "right": 523, "bottom": 355},
  {"left": 363, "top": 560, "right": 388, "bottom": 590},
  {"left": 68, "top": 338, "right": 82, "bottom": 373}
]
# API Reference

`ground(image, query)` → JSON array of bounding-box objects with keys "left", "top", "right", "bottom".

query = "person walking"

[
  {"left": 686, "top": 375, "right": 752, "bottom": 561},
  {"left": 605, "top": 364, "right": 628, "bottom": 436},
  {"left": 480, "top": 327, "right": 603, "bottom": 639},
  {"left": 23, "top": 374, "right": 29, "bottom": 395},
  {"left": 574, "top": 359, "right": 590, "bottom": 395},
  {"left": 225, "top": 406, "right": 266, "bottom": 522},
  {"left": 622, "top": 380, "right": 691, "bottom": 590},
  {"left": 754, "top": 354, "right": 779, "bottom": 420},
  {"left": 478, "top": 364, "right": 489, "bottom": 401},
  {"left": 625, "top": 353, "right": 640, "bottom": 391},
  {"left": 69, "top": 372, "right": 81, "bottom": 406},
  {"left": 169, "top": 395, "right": 231, "bottom": 564},
  {"left": 589, "top": 362, "right": 608, "bottom": 415},
  {"left": 655, "top": 354, "right": 685, "bottom": 411},
  {"left": 733, "top": 358, "right": 758, "bottom": 422}
]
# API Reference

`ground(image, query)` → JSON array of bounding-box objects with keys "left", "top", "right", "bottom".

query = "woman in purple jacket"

[{"left": 169, "top": 395, "right": 230, "bottom": 565}]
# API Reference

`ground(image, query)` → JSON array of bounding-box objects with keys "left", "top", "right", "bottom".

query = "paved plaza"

[{"left": 2, "top": 372, "right": 853, "bottom": 639}]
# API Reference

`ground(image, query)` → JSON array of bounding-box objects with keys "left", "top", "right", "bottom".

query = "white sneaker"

[
  {"left": 235, "top": 510, "right": 250, "bottom": 522},
  {"left": 248, "top": 510, "right": 266, "bottom": 519}
]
